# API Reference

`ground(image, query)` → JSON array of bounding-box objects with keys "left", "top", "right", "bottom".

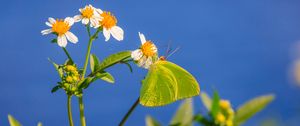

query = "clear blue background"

[{"left": 1, "top": 0, "right": 300, "bottom": 125}]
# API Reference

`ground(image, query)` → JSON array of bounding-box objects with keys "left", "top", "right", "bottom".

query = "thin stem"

[
  {"left": 77, "top": 27, "right": 102, "bottom": 126},
  {"left": 63, "top": 47, "right": 74, "bottom": 63},
  {"left": 87, "top": 26, "right": 91, "bottom": 37},
  {"left": 81, "top": 37, "right": 94, "bottom": 79},
  {"left": 67, "top": 95, "right": 74, "bottom": 126},
  {"left": 79, "top": 96, "right": 86, "bottom": 126},
  {"left": 119, "top": 97, "right": 140, "bottom": 126}
]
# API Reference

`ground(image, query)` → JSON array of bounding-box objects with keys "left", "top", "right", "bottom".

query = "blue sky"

[{"left": 1, "top": 0, "right": 300, "bottom": 125}]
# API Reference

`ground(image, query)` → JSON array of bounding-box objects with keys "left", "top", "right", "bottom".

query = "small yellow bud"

[
  {"left": 226, "top": 120, "right": 233, "bottom": 126},
  {"left": 227, "top": 108, "right": 235, "bottom": 117},
  {"left": 216, "top": 113, "right": 226, "bottom": 123},
  {"left": 66, "top": 76, "right": 73, "bottom": 82},
  {"left": 71, "top": 87, "right": 77, "bottom": 92},
  {"left": 65, "top": 65, "right": 76, "bottom": 72},
  {"left": 72, "top": 76, "right": 79, "bottom": 81},
  {"left": 219, "top": 100, "right": 231, "bottom": 110}
]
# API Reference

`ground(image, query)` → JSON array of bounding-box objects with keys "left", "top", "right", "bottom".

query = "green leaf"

[
  {"left": 37, "top": 122, "right": 42, "bottom": 126},
  {"left": 211, "top": 91, "right": 220, "bottom": 119},
  {"left": 140, "top": 61, "right": 200, "bottom": 107},
  {"left": 48, "top": 58, "right": 63, "bottom": 79},
  {"left": 51, "top": 85, "right": 61, "bottom": 93},
  {"left": 235, "top": 94, "right": 275, "bottom": 125},
  {"left": 64, "top": 59, "right": 73, "bottom": 65},
  {"left": 122, "top": 62, "right": 133, "bottom": 73},
  {"left": 94, "top": 72, "right": 115, "bottom": 83},
  {"left": 90, "top": 54, "right": 100, "bottom": 72},
  {"left": 169, "top": 98, "right": 194, "bottom": 126},
  {"left": 146, "top": 115, "right": 161, "bottom": 126},
  {"left": 79, "top": 71, "right": 115, "bottom": 89},
  {"left": 51, "top": 38, "right": 57, "bottom": 43},
  {"left": 78, "top": 77, "right": 94, "bottom": 89},
  {"left": 96, "top": 51, "right": 131, "bottom": 73},
  {"left": 8, "top": 115, "right": 22, "bottom": 126},
  {"left": 200, "top": 92, "right": 212, "bottom": 111}
]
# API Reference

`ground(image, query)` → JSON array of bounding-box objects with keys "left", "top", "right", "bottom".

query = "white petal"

[
  {"left": 138, "top": 32, "right": 146, "bottom": 44},
  {"left": 45, "top": 22, "right": 52, "bottom": 27},
  {"left": 82, "top": 18, "right": 89, "bottom": 25},
  {"left": 79, "top": 8, "right": 83, "bottom": 12},
  {"left": 65, "top": 31, "right": 78, "bottom": 44},
  {"left": 103, "top": 28, "right": 111, "bottom": 41},
  {"left": 144, "top": 57, "right": 153, "bottom": 69},
  {"left": 41, "top": 29, "right": 52, "bottom": 35},
  {"left": 137, "top": 56, "right": 147, "bottom": 67},
  {"left": 74, "top": 15, "right": 82, "bottom": 22},
  {"left": 110, "top": 26, "right": 124, "bottom": 41},
  {"left": 90, "top": 18, "right": 99, "bottom": 28},
  {"left": 48, "top": 17, "right": 56, "bottom": 24},
  {"left": 131, "top": 49, "right": 143, "bottom": 60},
  {"left": 65, "top": 17, "right": 74, "bottom": 26},
  {"left": 95, "top": 8, "right": 103, "bottom": 14},
  {"left": 57, "top": 35, "right": 68, "bottom": 47}
]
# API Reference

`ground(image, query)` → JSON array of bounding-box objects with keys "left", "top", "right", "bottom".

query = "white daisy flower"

[
  {"left": 74, "top": 4, "right": 102, "bottom": 27},
  {"left": 131, "top": 32, "right": 158, "bottom": 69},
  {"left": 41, "top": 17, "right": 78, "bottom": 47},
  {"left": 96, "top": 11, "right": 124, "bottom": 41}
]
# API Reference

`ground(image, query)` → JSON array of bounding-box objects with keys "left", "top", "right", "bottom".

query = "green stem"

[
  {"left": 119, "top": 97, "right": 140, "bottom": 126},
  {"left": 81, "top": 37, "right": 94, "bottom": 79},
  {"left": 62, "top": 47, "right": 74, "bottom": 63},
  {"left": 67, "top": 95, "right": 74, "bottom": 126},
  {"left": 79, "top": 96, "right": 86, "bottom": 126},
  {"left": 78, "top": 27, "right": 102, "bottom": 126},
  {"left": 87, "top": 26, "right": 91, "bottom": 37}
]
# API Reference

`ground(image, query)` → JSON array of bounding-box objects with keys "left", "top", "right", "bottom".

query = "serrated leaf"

[
  {"left": 51, "top": 85, "right": 61, "bottom": 93},
  {"left": 90, "top": 54, "right": 100, "bottom": 72},
  {"left": 169, "top": 98, "right": 194, "bottom": 126},
  {"left": 146, "top": 115, "right": 161, "bottom": 126},
  {"left": 200, "top": 92, "right": 212, "bottom": 111},
  {"left": 95, "top": 72, "right": 115, "bottom": 83},
  {"left": 211, "top": 91, "right": 220, "bottom": 119},
  {"left": 48, "top": 58, "right": 63, "bottom": 79},
  {"left": 235, "top": 94, "right": 275, "bottom": 125},
  {"left": 8, "top": 115, "right": 22, "bottom": 126},
  {"left": 95, "top": 51, "right": 131, "bottom": 73}
]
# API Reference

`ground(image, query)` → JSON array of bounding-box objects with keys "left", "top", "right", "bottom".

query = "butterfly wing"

[
  {"left": 140, "top": 61, "right": 200, "bottom": 107},
  {"left": 160, "top": 61, "right": 200, "bottom": 100}
]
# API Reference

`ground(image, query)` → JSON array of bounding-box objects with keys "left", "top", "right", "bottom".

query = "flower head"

[
  {"left": 131, "top": 32, "right": 158, "bottom": 69},
  {"left": 74, "top": 4, "right": 102, "bottom": 27},
  {"left": 97, "top": 11, "right": 124, "bottom": 41},
  {"left": 41, "top": 17, "right": 78, "bottom": 47}
]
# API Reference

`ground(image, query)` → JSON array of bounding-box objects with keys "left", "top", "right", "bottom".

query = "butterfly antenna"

[
  {"left": 165, "top": 41, "right": 172, "bottom": 57},
  {"left": 166, "top": 46, "right": 180, "bottom": 59}
]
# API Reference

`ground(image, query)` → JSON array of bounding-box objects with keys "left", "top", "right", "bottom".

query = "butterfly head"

[{"left": 159, "top": 56, "right": 166, "bottom": 61}]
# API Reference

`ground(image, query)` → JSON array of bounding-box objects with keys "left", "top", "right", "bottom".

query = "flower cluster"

[
  {"left": 41, "top": 4, "right": 124, "bottom": 47},
  {"left": 60, "top": 65, "right": 81, "bottom": 96},
  {"left": 215, "top": 100, "right": 235, "bottom": 126}
]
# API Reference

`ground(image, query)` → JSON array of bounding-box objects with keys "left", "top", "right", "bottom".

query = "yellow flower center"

[
  {"left": 141, "top": 41, "right": 156, "bottom": 57},
  {"left": 81, "top": 6, "right": 94, "bottom": 18},
  {"left": 52, "top": 19, "right": 70, "bottom": 35},
  {"left": 100, "top": 11, "right": 117, "bottom": 29}
]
